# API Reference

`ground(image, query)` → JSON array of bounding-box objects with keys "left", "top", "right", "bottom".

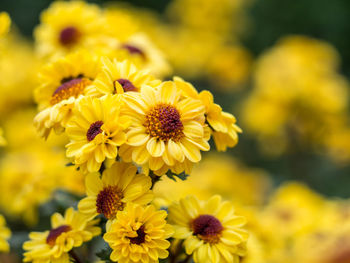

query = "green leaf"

[
  {"left": 96, "top": 247, "right": 113, "bottom": 262},
  {"left": 166, "top": 170, "right": 189, "bottom": 181}
]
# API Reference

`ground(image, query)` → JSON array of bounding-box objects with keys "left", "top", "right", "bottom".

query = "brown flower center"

[
  {"left": 46, "top": 225, "right": 72, "bottom": 247},
  {"left": 191, "top": 215, "right": 223, "bottom": 244},
  {"left": 114, "top": 78, "right": 137, "bottom": 92},
  {"left": 144, "top": 103, "right": 184, "bottom": 142},
  {"left": 59, "top": 26, "right": 80, "bottom": 46},
  {"left": 129, "top": 225, "right": 146, "bottom": 245},
  {"left": 50, "top": 78, "right": 91, "bottom": 105},
  {"left": 96, "top": 186, "right": 124, "bottom": 219},
  {"left": 121, "top": 44, "right": 146, "bottom": 60},
  {"left": 86, "top": 121, "right": 104, "bottom": 142}
]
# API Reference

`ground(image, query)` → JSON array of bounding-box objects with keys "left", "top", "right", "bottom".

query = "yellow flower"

[
  {"left": 119, "top": 81, "right": 210, "bottom": 175},
  {"left": 0, "top": 12, "right": 11, "bottom": 37},
  {"left": 66, "top": 95, "right": 130, "bottom": 173},
  {"left": 107, "top": 34, "right": 172, "bottom": 78},
  {"left": 78, "top": 162, "right": 153, "bottom": 220},
  {"left": 104, "top": 203, "right": 173, "bottom": 263},
  {"left": 0, "top": 215, "right": 11, "bottom": 252},
  {"left": 85, "top": 58, "right": 160, "bottom": 97},
  {"left": 23, "top": 207, "right": 100, "bottom": 263},
  {"left": 0, "top": 128, "right": 6, "bottom": 146},
  {"left": 168, "top": 195, "right": 248, "bottom": 263},
  {"left": 34, "top": 50, "right": 100, "bottom": 138},
  {"left": 34, "top": 1, "right": 106, "bottom": 58},
  {"left": 174, "top": 77, "right": 242, "bottom": 151}
]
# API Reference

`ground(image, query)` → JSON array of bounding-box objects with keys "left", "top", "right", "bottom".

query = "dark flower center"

[
  {"left": 46, "top": 225, "right": 72, "bottom": 246},
  {"left": 86, "top": 121, "right": 104, "bottom": 142},
  {"left": 59, "top": 26, "right": 80, "bottom": 46},
  {"left": 129, "top": 225, "right": 146, "bottom": 245},
  {"left": 121, "top": 44, "right": 146, "bottom": 60},
  {"left": 144, "top": 103, "right": 184, "bottom": 142},
  {"left": 192, "top": 215, "right": 223, "bottom": 244},
  {"left": 50, "top": 77, "right": 91, "bottom": 105},
  {"left": 115, "top": 78, "right": 137, "bottom": 92},
  {"left": 96, "top": 186, "right": 124, "bottom": 219}
]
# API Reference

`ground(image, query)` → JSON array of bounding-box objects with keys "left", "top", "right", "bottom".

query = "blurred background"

[{"left": 1, "top": 0, "right": 350, "bottom": 262}]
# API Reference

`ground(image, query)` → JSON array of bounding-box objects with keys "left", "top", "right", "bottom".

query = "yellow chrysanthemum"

[
  {"left": 104, "top": 203, "right": 173, "bottom": 263},
  {"left": 34, "top": 50, "right": 99, "bottom": 138},
  {"left": 85, "top": 58, "right": 160, "bottom": 97},
  {"left": 174, "top": 77, "right": 242, "bottom": 151},
  {"left": 119, "top": 81, "right": 210, "bottom": 175},
  {"left": 0, "top": 12, "right": 11, "bottom": 37},
  {"left": 0, "top": 128, "right": 6, "bottom": 146},
  {"left": 107, "top": 34, "right": 172, "bottom": 78},
  {"left": 0, "top": 215, "right": 11, "bottom": 252},
  {"left": 34, "top": 1, "right": 106, "bottom": 58},
  {"left": 168, "top": 195, "right": 249, "bottom": 263},
  {"left": 78, "top": 162, "right": 153, "bottom": 220},
  {"left": 66, "top": 95, "right": 130, "bottom": 173},
  {"left": 23, "top": 207, "right": 100, "bottom": 263}
]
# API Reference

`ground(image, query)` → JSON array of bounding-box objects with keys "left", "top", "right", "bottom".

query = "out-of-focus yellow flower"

[
  {"left": 174, "top": 77, "right": 242, "bottom": 151},
  {"left": 34, "top": 50, "right": 99, "bottom": 138},
  {"left": 23, "top": 207, "right": 100, "bottom": 262},
  {"left": 78, "top": 162, "right": 153, "bottom": 221},
  {"left": 153, "top": 154, "right": 271, "bottom": 207},
  {"left": 0, "top": 128, "right": 6, "bottom": 146},
  {"left": 34, "top": 1, "right": 106, "bottom": 59},
  {"left": 66, "top": 95, "right": 130, "bottom": 173},
  {"left": 0, "top": 12, "right": 11, "bottom": 37},
  {"left": 241, "top": 36, "right": 349, "bottom": 156},
  {"left": 104, "top": 203, "right": 173, "bottom": 263},
  {"left": 119, "top": 81, "right": 210, "bottom": 176},
  {"left": 168, "top": 195, "right": 248, "bottom": 263},
  {"left": 85, "top": 58, "right": 160, "bottom": 97},
  {"left": 0, "top": 215, "right": 11, "bottom": 252}
]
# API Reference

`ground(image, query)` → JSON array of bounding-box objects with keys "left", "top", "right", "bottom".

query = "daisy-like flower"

[
  {"left": 168, "top": 195, "right": 249, "bottom": 263},
  {"left": 104, "top": 203, "right": 173, "bottom": 263},
  {"left": 34, "top": 1, "right": 106, "bottom": 58},
  {"left": 34, "top": 51, "right": 99, "bottom": 138},
  {"left": 119, "top": 81, "right": 210, "bottom": 175},
  {"left": 66, "top": 95, "right": 130, "bottom": 173},
  {"left": 174, "top": 77, "right": 242, "bottom": 151},
  {"left": 0, "top": 215, "right": 11, "bottom": 252},
  {"left": 78, "top": 162, "right": 153, "bottom": 221},
  {"left": 85, "top": 58, "right": 160, "bottom": 98},
  {"left": 23, "top": 207, "right": 100, "bottom": 263},
  {"left": 0, "top": 128, "right": 6, "bottom": 146}
]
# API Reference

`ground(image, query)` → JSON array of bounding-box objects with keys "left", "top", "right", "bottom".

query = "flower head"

[
  {"left": 119, "top": 81, "right": 210, "bottom": 175},
  {"left": 35, "top": 1, "right": 106, "bottom": 58},
  {"left": 23, "top": 207, "right": 100, "bottom": 262},
  {"left": 104, "top": 204, "right": 173, "bottom": 263},
  {"left": 85, "top": 58, "right": 160, "bottom": 97},
  {"left": 34, "top": 50, "right": 99, "bottom": 138},
  {"left": 0, "top": 12, "right": 11, "bottom": 37},
  {"left": 66, "top": 95, "right": 130, "bottom": 172},
  {"left": 168, "top": 195, "right": 248, "bottom": 263},
  {"left": 78, "top": 162, "right": 153, "bottom": 220},
  {"left": 0, "top": 128, "right": 6, "bottom": 146}
]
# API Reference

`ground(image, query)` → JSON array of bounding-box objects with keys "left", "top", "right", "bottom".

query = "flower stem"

[{"left": 69, "top": 250, "right": 82, "bottom": 263}]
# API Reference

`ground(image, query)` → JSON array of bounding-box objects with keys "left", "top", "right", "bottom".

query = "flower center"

[
  {"left": 50, "top": 78, "right": 91, "bottom": 105},
  {"left": 144, "top": 103, "right": 184, "bottom": 142},
  {"left": 96, "top": 186, "right": 124, "bottom": 219},
  {"left": 129, "top": 225, "right": 146, "bottom": 245},
  {"left": 86, "top": 121, "right": 104, "bottom": 142},
  {"left": 191, "top": 215, "right": 223, "bottom": 244},
  {"left": 121, "top": 44, "right": 146, "bottom": 60},
  {"left": 59, "top": 26, "right": 80, "bottom": 46},
  {"left": 114, "top": 78, "right": 137, "bottom": 92},
  {"left": 46, "top": 225, "right": 72, "bottom": 247}
]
